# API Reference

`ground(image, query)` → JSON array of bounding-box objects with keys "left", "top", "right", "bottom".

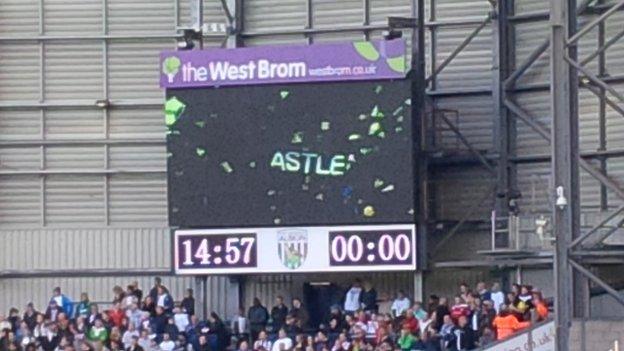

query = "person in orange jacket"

[
  {"left": 492, "top": 305, "right": 531, "bottom": 340},
  {"left": 532, "top": 290, "right": 549, "bottom": 321}
]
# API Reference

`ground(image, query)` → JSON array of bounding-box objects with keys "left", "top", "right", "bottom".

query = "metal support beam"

[
  {"left": 504, "top": 98, "right": 624, "bottom": 200},
  {"left": 551, "top": 0, "right": 581, "bottom": 348},
  {"left": 504, "top": 0, "right": 596, "bottom": 90},
  {"left": 566, "top": 0, "right": 624, "bottom": 45},
  {"left": 412, "top": 0, "right": 429, "bottom": 273},
  {"left": 436, "top": 111, "right": 496, "bottom": 174},
  {"left": 425, "top": 14, "right": 491, "bottom": 84},
  {"left": 570, "top": 203, "right": 624, "bottom": 248},
  {"left": 492, "top": 0, "right": 517, "bottom": 228},
  {"left": 569, "top": 260, "right": 624, "bottom": 307}
]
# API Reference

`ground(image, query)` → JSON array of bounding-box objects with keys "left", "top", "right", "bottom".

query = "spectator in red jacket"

[
  {"left": 401, "top": 308, "right": 419, "bottom": 334},
  {"left": 450, "top": 296, "right": 470, "bottom": 323},
  {"left": 108, "top": 303, "right": 125, "bottom": 328}
]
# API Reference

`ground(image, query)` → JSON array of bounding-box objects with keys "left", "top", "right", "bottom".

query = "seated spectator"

[
  {"left": 396, "top": 326, "right": 418, "bottom": 351},
  {"left": 377, "top": 293, "right": 392, "bottom": 316},
  {"left": 50, "top": 287, "right": 73, "bottom": 318},
  {"left": 122, "top": 323, "right": 140, "bottom": 349},
  {"left": 127, "top": 335, "right": 144, "bottom": 351},
  {"left": 87, "top": 319, "right": 108, "bottom": 343},
  {"left": 197, "top": 335, "right": 211, "bottom": 351},
  {"left": 452, "top": 315, "right": 477, "bottom": 351},
  {"left": 22, "top": 304, "right": 38, "bottom": 332},
  {"left": 271, "top": 329, "right": 293, "bottom": 351},
  {"left": 253, "top": 330, "right": 272, "bottom": 351},
  {"left": 390, "top": 291, "right": 411, "bottom": 318},
  {"left": 532, "top": 290, "right": 549, "bottom": 322},
  {"left": 159, "top": 333, "right": 175, "bottom": 351},
  {"left": 75, "top": 293, "right": 91, "bottom": 319},
  {"left": 440, "top": 315, "right": 456, "bottom": 350}
]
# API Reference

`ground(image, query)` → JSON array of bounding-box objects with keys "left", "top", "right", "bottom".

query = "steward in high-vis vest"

[{"left": 492, "top": 305, "right": 531, "bottom": 340}]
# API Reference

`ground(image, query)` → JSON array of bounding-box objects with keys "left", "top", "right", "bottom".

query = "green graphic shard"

[
  {"left": 368, "top": 121, "right": 383, "bottom": 136},
  {"left": 353, "top": 41, "right": 380, "bottom": 61},
  {"left": 393, "top": 106, "right": 404, "bottom": 116},
  {"left": 194, "top": 120, "right": 206, "bottom": 128},
  {"left": 280, "top": 90, "right": 290, "bottom": 100},
  {"left": 195, "top": 147, "right": 206, "bottom": 157},
  {"left": 386, "top": 56, "right": 405, "bottom": 73},
  {"left": 396, "top": 115, "right": 404, "bottom": 123},
  {"left": 404, "top": 98, "right": 412, "bottom": 105},
  {"left": 381, "top": 184, "right": 395, "bottom": 193},
  {"left": 375, "top": 85, "right": 383, "bottom": 94},
  {"left": 220, "top": 161, "right": 233, "bottom": 173},
  {"left": 371, "top": 105, "right": 384, "bottom": 119},
  {"left": 358, "top": 114, "right": 367, "bottom": 121},
  {"left": 363, "top": 205, "right": 376, "bottom": 217},
  {"left": 248, "top": 161, "right": 257, "bottom": 168},
  {"left": 395, "top": 126, "right": 404, "bottom": 133},
  {"left": 374, "top": 178, "right": 384, "bottom": 188},
  {"left": 359, "top": 147, "right": 373, "bottom": 155},
  {"left": 321, "top": 120, "right": 330, "bottom": 131},
  {"left": 291, "top": 131, "right": 303, "bottom": 144},
  {"left": 164, "top": 97, "right": 186, "bottom": 127},
  {"left": 348, "top": 133, "right": 362, "bottom": 141}
]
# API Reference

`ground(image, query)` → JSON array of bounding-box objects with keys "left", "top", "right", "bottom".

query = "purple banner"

[{"left": 160, "top": 39, "right": 405, "bottom": 88}]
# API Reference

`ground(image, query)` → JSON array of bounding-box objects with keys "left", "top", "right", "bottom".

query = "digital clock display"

[
  {"left": 174, "top": 225, "right": 415, "bottom": 274},
  {"left": 177, "top": 233, "right": 257, "bottom": 269},
  {"left": 329, "top": 229, "right": 414, "bottom": 266}
]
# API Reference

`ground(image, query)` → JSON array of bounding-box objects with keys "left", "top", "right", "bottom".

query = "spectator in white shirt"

[
  {"left": 271, "top": 329, "right": 293, "bottom": 351},
  {"left": 343, "top": 281, "right": 363, "bottom": 313},
  {"left": 159, "top": 333, "right": 175, "bottom": 351},
  {"left": 390, "top": 291, "right": 411, "bottom": 318},
  {"left": 490, "top": 283, "right": 505, "bottom": 313}
]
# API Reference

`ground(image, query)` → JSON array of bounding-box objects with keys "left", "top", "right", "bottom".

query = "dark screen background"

[{"left": 167, "top": 79, "right": 414, "bottom": 228}]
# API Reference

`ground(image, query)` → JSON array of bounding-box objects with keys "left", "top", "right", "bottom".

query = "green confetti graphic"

[
  {"left": 248, "top": 161, "right": 256, "bottom": 168},
  {"left": 220, "top": 161, "right": 233, "bottom": 173},
  {"left": 359, "top": 147, "right": 373, "bottom": 155},
  {"left": 377, "top": 131, "right": 386, "bottom": 138},
  {"left": 195, "top": 147, "right": 206, "bottom": 157},
  {"left": 267, "top": 189, "right": 276, "bottom": 196},
  {"left": 368, "top": 121, "right": 383, "bottom": 136},
  {"left": 375, "top": 85, "right": 383, "bottom": 94},
  {"left": 381, "top": 184, "right": 395, "bottom": 193},
  {"left": 274, "top": 218, "right": 282, "bottom": 225},
  {"left": 194, "top": 120, "right": 206, "bottom": 128},
  {"left": 315, "top": 193, "right": 324, "bottom": 201},
  {"left": 280, "top": 90, "right": 290, "bottom": 100},
  {"left": 164, "top": 97, "right": 186, "bottom": 127},
  {"left": 396, "top": 115, "right": 404, "bottom": 123},
  {"left": 395, "top": 126, "right": 404, "bottom": 133},
  {"left": 371, "top": 105, "right": 384, "bottom": 119},
  {"left": 348, "top": 133, "right": 362, "bottom": 141},
  {"left": 374, "top": 178, "right": 385, "bottom": 188},
  {"left": 404, "top": 98, "right": 412, "bottom": 105},
  {"left": 358, "top": 114, "right": 367, "bottom": 121},
  {"left": 363, "top": 205, "right": 376, "bottom": 217},
  {"left": 167, "top": 152, "right": 173, "bottom": 158},
  {"left": 291, "top": 131, "right": 303, "bottom": 144},
  {"left": 321, "top": 120, "right": 330, "bottom": 131},
  {"left": 392, "top": 106, "right": 404, "bottom": 116}
]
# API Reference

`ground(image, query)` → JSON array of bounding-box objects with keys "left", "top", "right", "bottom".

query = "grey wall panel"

[
  {"left": 514, "top": 0, "right": 548, "bottom": 14},
  {"left": 0, "top": 147, "right": 40, "bottom": 170},
  {"left": 108, "top": 107, "right": 167, "bottom": 139},
  {"left": 45, "top": 146, "right": 106, "bottom": 169},
  {"left": 0, "top": 43, "right": 40, "bottom": 102},
  {"left": 433, "top": 27, "right": 492, "bottom": 91},
  {"left": 432, "top": 165, "right": 494, "bottom": 221},
  {"left": 44, "top": 42, "right": 104, "bottom": 101},
  {"left": 435, "top": 95, "right": 494, "bottom": 152},
  {"left": 43, "top": 0, "right": 103, "bottom": 35},
  {"left": 0, "top": 0, "right": 39, "bottom": 36},
  {"left": 108, "top": 174, "right": 168, "bottom": 225},
  {"left": 108, "top": 145, "right": 166, "bottom": 169},
  {"left": 107, "top": 0, "right": 176, "bottom": 34},
  {"left": 0, "top": 176, "right": 41, "bottom": 226},
  {"left": 313, "top": 0, "right": 363, "bottom": 29},
  {"left": 0, "top": 110, "right": 41, "bottom": 141},
  {"left": 244, "top": 0, "right": 306, "bottom": 32},
  {"left": 0, "top": 227, "right": 171, "bottom": 272},
  {"left": 369, "top": 0, "right": 411, "bottom": 24},
  {"left": 513, "top": 20, "right": 550, "bottom": 87},
  {"left": 605, "top": 11, "right": 624, "bottom": 75},
  {"left": 435, "top": 0, "right": 490, "bottom": 20},
  {"left": 44, "top": 175, "right": 105, "bottom": 225},
  {"left": 108, "top": 40, "right": 171, "bottom": 100},
  {"left": 245, "top": 36, "right": 307, "bottom": 46},
  {"left": 45, "top": 109, "right": 105, "bottom": 139}
]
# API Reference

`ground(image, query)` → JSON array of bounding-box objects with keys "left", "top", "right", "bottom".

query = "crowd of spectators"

[{"left": 0, "top": 278, "right": 550, "bottom": 351}]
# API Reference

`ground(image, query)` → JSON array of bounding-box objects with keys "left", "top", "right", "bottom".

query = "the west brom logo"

[{"left": 277, "top": 229, "right": 308, "bottom": 270}]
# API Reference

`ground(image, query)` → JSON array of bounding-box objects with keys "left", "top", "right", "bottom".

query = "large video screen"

[{"left": 166, "top": 79, "right": 414, "bottom": 228}]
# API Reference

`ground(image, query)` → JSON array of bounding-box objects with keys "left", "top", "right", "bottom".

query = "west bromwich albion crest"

[{"left": 277, "top": 229, "right": 308, "bottom": 269}]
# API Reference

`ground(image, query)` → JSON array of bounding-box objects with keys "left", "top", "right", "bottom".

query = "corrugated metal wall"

[{"left": 0, "top": 0, "right": 232, "bottom": 316}]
